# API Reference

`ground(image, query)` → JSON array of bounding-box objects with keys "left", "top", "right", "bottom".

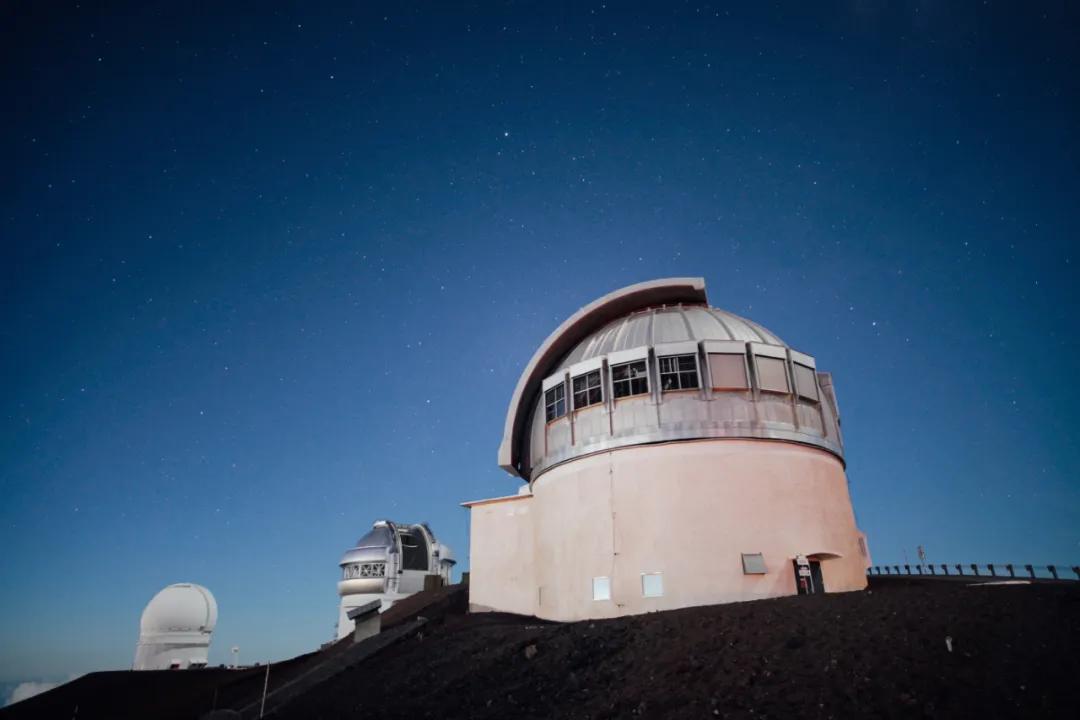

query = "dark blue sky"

[{"left": 2, "top": 1, "right": 1077, "bottom": 684}]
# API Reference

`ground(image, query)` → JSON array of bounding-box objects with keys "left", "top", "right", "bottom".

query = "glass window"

[
  {"left": 592, "top": 576, "right": 611, "bottom": 601},
  {"left": 793, "top": 363, "right": 818, "bottom": 401},
  {"left": 572, "top": 370, "right": 603, "bottom": 409},
  {"left": 611, "top": 360, "right": 649, "bottom": 398},
  {"left": 741, "top": 553, "right": 767, "bottom": 575},
  {"left": 756, "top": 356, "right": 790, "bottom": 393},
  {"left": 641, "top": 572, "right": 664, "bottom": 597},
  {"left": 658, "top": 354, "right": 699, "bottom": 391},
  {"left": 544, "top": 382, "right": 566, "bottom": 421},
  {"left": 708, "top": 353, "right": 748, "bottom": 390}
]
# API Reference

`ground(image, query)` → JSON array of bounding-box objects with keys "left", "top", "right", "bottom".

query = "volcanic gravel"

[
  {"left": 5, "top": 578, "right": 1077, "bottom": 719},
  {"left": 276, "top": 578, "right": 1080, "bottom": 720}
]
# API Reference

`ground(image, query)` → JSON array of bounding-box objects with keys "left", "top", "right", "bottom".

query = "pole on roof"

[{"left": 259, "top": 662, "right": 271, "bottom": 718}]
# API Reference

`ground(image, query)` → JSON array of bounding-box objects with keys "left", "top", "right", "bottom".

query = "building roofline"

[
  {"left": 460, "top": 493, "right": 533, "bottom": 508},
  {"left": 497, "top": 277, "right": 708, "bottom": 478}
]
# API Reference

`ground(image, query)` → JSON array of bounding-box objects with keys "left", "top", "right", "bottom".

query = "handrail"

[{"left": 866, "top": 563, "right": 1079, "bottom": 580}]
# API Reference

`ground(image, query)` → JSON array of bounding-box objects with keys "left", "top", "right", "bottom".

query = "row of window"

[
  {"left": 342, "top": 562, "right": 387, "bottom": 580},
  {"left": 544, "top": 351, "right": 818, "bottom": 421},
  {"left": 590, "top": 554, "right": 770, "bottom": 601},
  {"left": 591, "top": 573, "right": 663, "bottom": 601}
]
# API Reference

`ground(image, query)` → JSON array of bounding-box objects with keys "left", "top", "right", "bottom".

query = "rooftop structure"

[
  {"left": 133, "top": 583, "right": 217, "bottom": 671},
  {"left": 335, "top": 520, "right": 454, "bottom": 639},
  {"left": 470, "top": 278, "right": 869, "bottom": 621}
]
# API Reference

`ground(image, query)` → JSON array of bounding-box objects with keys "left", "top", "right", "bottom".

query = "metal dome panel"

[
  {"left": 498, "top": 278, "right": 842, "bottom": 481},
  {"left": 552, "top": 306, "right": 784, "bottom": 373},
  {"left": 139, "top": 583, "right": 217, "bottom": 635}
]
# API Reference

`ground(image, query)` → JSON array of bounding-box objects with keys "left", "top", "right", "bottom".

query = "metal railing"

[{"left": 867, "top": 563, "right": 1080, "bottom": 581}]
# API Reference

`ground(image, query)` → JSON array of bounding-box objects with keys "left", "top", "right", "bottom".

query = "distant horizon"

[{"left": 2, "top": 1, "right": 1077, "bottom": 687}]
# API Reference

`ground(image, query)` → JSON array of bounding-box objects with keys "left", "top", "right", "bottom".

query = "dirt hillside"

[
  {"left": 4, "top": 578, "right": 1077, "bottom": 719},
  {"left": 276, "top": 579, "right": 1080, "bottom": 719}
]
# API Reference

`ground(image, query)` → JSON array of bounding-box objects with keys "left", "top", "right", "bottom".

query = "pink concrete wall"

[
  {"left": 467, "top": 496, "right": 536, "bottom": 615},
  {"left": 526, "top": 439, "right": 868, "bottom": 621}
]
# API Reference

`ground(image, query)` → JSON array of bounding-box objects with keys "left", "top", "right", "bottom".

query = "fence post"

[
  {"left": 916, "top": 564, "right": 923, "bottom": 575},
  {"left": 941, "top": 564, "right": 949, "bottom": 576},
  {"left": 955, "top": 564, "right": 963, "bottom": 576},
  {"left": 970, "top": 563, "right": 979, "bottom": 576},
  {"left": 259, "top": 662, "right": 270, "bottom": 718},
  {"left": 1048, "top": 565, "right": 1058, "bottom": 580},
  {"left": 904, "top": 564, "right": 911, "bottom": 575},
  {"left": 1073, "top": 566, "right": 1080, "bottom": 581},
  {"left": 894, "top": 565, "right": 901, "bottom": 575},
  {"left": 1025, "top": 564, "right": 1035, "bottom": 579},
  {"left": 928, "top": 564, "right": 935, "bottom": 575},
  {"left": 987, "top": 564, "right": 996, "bottom": 577},
  {"left": 1005, "top": 563, "right": 1014, "bottom": 578}
]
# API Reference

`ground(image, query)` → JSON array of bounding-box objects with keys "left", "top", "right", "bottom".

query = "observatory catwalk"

[{"left": 464, "top": 277, "right": 870, "bottom": 621}]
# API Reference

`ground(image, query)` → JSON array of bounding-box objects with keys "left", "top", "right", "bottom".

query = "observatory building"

[
  {"left": 336, "top": 520, "right": 455, "bottom": 639},
  {"left": 465, "top": 278, "right": 870, "bottom": 622},
  {"left": 133, "top": 583, "right": 217, "bottom": 670}
]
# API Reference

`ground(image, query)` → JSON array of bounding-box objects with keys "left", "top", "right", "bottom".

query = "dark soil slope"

[
  {"left": 4, "top": 580, "right": 1077, "bottom": 719},
  {"left": 0, "top": 585, "right": 465, "bottom": 720},
  {"left": 0, "top": 646, "right": 326, "bottom": 720},
  {"left": 276, "top": 580, "right": 1080, "bottom": 720}
]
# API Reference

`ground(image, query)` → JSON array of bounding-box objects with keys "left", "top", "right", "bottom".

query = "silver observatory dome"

[
  {"left": 552, "top": 304, "right": 786, "bottom": 373},
  {"left": 498, "top": 278, "right": 844, "bottom": 480}
]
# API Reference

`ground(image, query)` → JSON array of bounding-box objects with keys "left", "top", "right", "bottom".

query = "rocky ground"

[
  {"left": 5, "top": 577, "right": 1078, "bottom": 719},
  {"left": 277, "top": 578, "right": 1080, "bottom": 720}
]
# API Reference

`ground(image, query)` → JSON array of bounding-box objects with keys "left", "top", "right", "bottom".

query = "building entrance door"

[{"left": 793, "top": 559, "right": 824, "bottom": 594}]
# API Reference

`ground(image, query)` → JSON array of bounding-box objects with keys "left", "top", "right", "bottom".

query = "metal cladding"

[
  {"left": 133, "top": 583, "right": 216, "bottom": 671},
  {"left": 335, "top": 520, "right": 455, "bottom": 640},
  {"left": 338, "top": 523, "right": 397, "bottom": 595},
  {"left": 499, "top": 278, "right": 844, "bottom": 480}
]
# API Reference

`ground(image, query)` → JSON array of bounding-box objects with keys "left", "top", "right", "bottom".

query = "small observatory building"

[
  {"left": 465, "top": 278, "right": 869, "bottom": 622},
  {"left": 335, "top": 520, "right": 455, "bottom": 639},
  {"left": 133, "top": 583, "right": 217, "bottom": 670}
]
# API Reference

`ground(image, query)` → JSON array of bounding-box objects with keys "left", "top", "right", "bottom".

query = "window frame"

[
  {"left": 708, "top": 352, "right": 750, "bottom": 391},
  {"left": 571, "top": 369, "right": 604, "bottom": 410},
  {"left": 741, "top": 553, "right": 767, "bottom": 575},
  {"left": 641, "top": 571, "right": 664, "bottom": 598},
  {"left": 592, "top": 576, "right": 611, "bottom": 601},
  {"left": 544, "top": 381, "right": 567, "bottom": 422},
  {"left": 658, "top": 353, "right": 700, "bottom": 392},
  {"left": 793, "top": 362, "right": 819, "bottom": 401},
  {"left": 610, "top": 359, "right": 650, "bottom": 399},
  {"left": 755, "top": 355, "right": 791, "bottom": 394}
]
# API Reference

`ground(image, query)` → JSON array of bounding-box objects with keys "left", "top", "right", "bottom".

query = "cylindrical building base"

[{"left": 527, "top": 438, "right": 868, "bottom": 622}]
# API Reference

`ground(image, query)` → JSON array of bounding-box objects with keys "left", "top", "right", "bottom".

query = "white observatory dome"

[
  {"left": 133, "top": 583, "right": 217, "bottom": 670},
  {"left": 140, "top": 583, "right": 217, "bottom": 635}
]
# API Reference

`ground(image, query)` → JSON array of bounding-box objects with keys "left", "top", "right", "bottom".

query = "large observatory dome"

[
  {"left": 470, "top": 277, "right": 868, "bottom": 623},
  {"left": 133, "top": 583, "right": 217, "bottom": 670},
  {"left": 139, "top": 583, "right": 217, "bottom": 636},
  {"left": 554, "top": 304, "right": 786, "bottom": 373},
  {"left": 498, "top": 277, "right": 843, "bottom": 480}
]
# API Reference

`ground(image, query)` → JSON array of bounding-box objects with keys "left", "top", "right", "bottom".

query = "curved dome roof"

[
  {"left": 140, "top": 583, "right": 217, "bottom": 636},
  {"left": 553, "top": 305, "right": 784, "bottom": 374},
  {"left": 339, "top": 522, "right": 396, "bottom": 566},
  {"left": 497, "top": 278, "right": 841, "bottom": 480},
  {"left": 501, "top": 278, "right": 791, "bottom": 476}
]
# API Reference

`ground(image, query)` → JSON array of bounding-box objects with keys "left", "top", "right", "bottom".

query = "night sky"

[{"left": 2, "top": 1, "right": 1078, "bottom": 690}]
